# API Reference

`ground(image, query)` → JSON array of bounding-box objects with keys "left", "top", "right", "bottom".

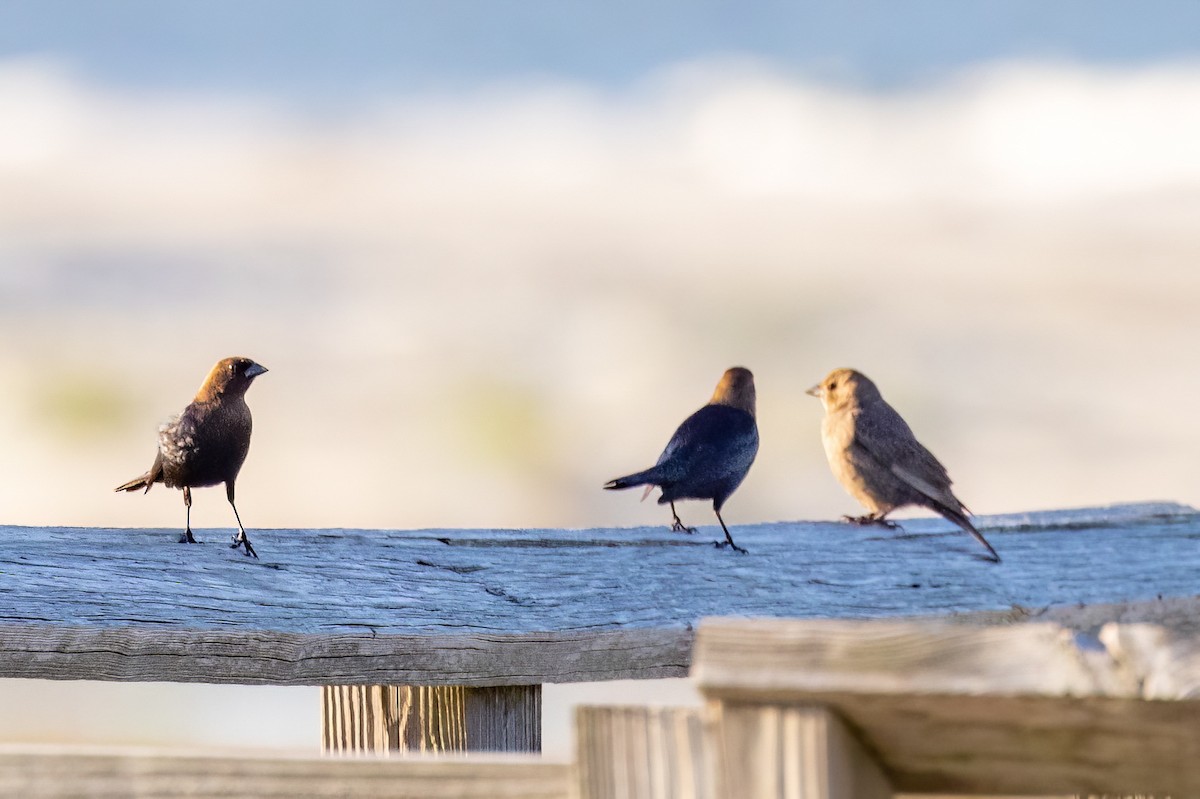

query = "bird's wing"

[
  {"left": 157, "top": 409, "right": 201, "bottom": 470},
  {"left": 850, "top": 400, "right": 995, "bottom": 559},
  {"left": 147, "top": 448, "right": 165, "bottom": 484},
  {"left": 851, "top": 402, "right": 961, "bottom": 510},
  {"left": 656, "top": 405, "right": 757, "bottom": 480}
]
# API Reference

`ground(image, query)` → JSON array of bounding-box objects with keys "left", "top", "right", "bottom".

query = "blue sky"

[{"left": 3, "top": 0, "right": 1199, "bottom": 99}]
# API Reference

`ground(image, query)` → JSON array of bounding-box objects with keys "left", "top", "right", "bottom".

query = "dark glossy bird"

[
  {"left": 605, "top": 367, "right": 759, "bottom": 554},
  {"left": 807, "top": 368, "right": 1000, "bottom": 562},
  {"left": 116, "top": 356, "right": 268, "bottom": 558}
]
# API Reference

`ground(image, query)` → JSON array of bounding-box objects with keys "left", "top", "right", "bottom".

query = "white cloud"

[{"left": 3, "top": 56, "right": 1200, "bottom": 252}]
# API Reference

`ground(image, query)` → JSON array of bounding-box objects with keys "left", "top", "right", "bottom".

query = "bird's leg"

[
  {"left": 668, "top": 502, "right": 697, "bottom": 534},
  {"left": 226, "top": 483, "right": 258, "bottom": 558},
  {"left": 711, "top": 508, "right": 748, "bottom": 554},
  {"left": 179, "top": 486, "right": 198, "bottom": 544},
  {"left": 228, "top": 502, "right": 258, "bottom": 559},
  {"left": 842, "top": 512, "right": 901, "bottom": 530},
  {"left": 871, "top": 512, "right": 903, "bottom": 531}
]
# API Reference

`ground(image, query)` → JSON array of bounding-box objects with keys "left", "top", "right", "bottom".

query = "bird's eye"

[
  {"left": 828, "top": 381, "right": 837, "bottom": 391},
  {"left": 228, "top": 363, "right": 236, "bottom": 374}
]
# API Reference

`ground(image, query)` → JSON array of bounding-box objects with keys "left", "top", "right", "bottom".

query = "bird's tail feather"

[
  {"left": 934, "top": 501, "right": 1000, "bottom": 562},
  {"left": 114, "top": 473, "right": 154, "bottom": 494},
  {"left": 603, "top": 467, "right": 661, "bottom": 492}
]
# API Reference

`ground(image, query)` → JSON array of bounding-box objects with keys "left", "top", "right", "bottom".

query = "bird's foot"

[
  {"left": 178, "top": 530, "right": 199, "bottom": 544},
  {"left": 842, "top": 514, "right": 901, "bottom": 530},
  {"left": 231, "top": 533, "right": 259, "bottom": 559},
  {"left": 670, "top": 521, "right": 698, "bottom": 534},
  {"left": 713, "top": 540, "right": 749, "bottom": 555}
]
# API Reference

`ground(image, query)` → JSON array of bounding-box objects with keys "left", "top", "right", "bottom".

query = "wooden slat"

[
  {"left": 709, "top": 703, "right": 892, "bottom": 799},
  {"left": 0, "top": 746, "right": 569, "bottom": 798},
  {"left": 694, "top": 618, "right": 1200, "bottom": 796},
  {"left": 695, "top": 619, "right": 1136, "bottom": 700},
  {"left": 464, "top": 685, "right": 541, "bottom": 751},
  {"left": 0, "top": 626, "right": 689, "bottom": 685},
  {"left": 575, "top": 706, "right": 713, "bottom": 799},
  {"left": 1, "top": 502, "right": 1198, "bottom": 685},
  {"left": 322, "top": 685, "right": 541, "bottom": 752}
]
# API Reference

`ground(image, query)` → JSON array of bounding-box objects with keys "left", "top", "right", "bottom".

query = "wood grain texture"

[
  {"left": 322, "top": 685, "right": 541, "bottom": 753},
  {"left": 0, "top": 746, "right": 569, "bottom": 798},
  {"left": 710, "top": 703, "right": 892, "bottom": 799},
  {"left": 1, "top": 502, "right": 1198, "bottom": 685},
  {"left": 575, "top": 706, "right": 714, "bottom": 799},
  {"left": 463, "top": 685, "right": 541, "bottom": 752},
  {"left": 944, "top": 593, "right": 1200, "bottom": 638},
  {"left": 694, "top": 618, "right": 1200, "bottom": 796},
  {"left": 0, "top": 625, "right": 690, "bottom": 685}
]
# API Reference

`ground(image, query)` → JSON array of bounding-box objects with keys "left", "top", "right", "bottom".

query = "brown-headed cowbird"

[
  {"left": 605, "top": 367, "right": 758, "bottom": 554},
  {"left": 807, "top": 368, "right": 1000, "bottom": 562},
  {"left": 116, "top": 356, "right": 268, "bottom": 558}
]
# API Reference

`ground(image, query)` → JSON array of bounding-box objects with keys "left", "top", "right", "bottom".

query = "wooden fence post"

[
  {"left": 322, "top": 685, "right": 541, "bottom": 754},
  {"left": 707, "top": 702, "right": 892, "bottom": 799},
  {"left": 575, "top": 706, "right": 714, "bottom": 799}
]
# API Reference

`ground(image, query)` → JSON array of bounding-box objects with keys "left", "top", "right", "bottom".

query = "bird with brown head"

[
  {"left": 116, "top": 356, "right": 268, "bottom": 558},
  {"left": 605, "top": 367, "right": 759, "bottom": 554}
]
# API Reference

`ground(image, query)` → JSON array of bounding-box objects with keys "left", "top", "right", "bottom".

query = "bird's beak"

[
  {"left": 805, "top": 384, "right": 822, "bottom": 398},
  {"left": 245, "top": 363, "right": 268, "bottom": 379}
]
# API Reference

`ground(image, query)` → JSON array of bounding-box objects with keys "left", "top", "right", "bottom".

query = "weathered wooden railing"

[
  {"left": 0, "top": 612, "right": 1197, "bottom": 796},
  {"left": 0, "top": 502, "right": 1198, "bottom": 795},
  {"left": 576, "top": 615, "right": 1200, "bottom": 798}
]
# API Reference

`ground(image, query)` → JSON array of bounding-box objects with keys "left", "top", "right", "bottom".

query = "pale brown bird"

[
  {"left": 116, "top": 356, "right": 268, "bottom": 557},
  {"left": 605, "top": 367, "right": 759, "bottom": 554},
  {"left": 807, "top": 368, "right": 1000, "bottom": 562}
]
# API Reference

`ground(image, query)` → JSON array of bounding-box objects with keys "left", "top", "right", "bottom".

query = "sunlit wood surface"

[{"left": 1, "top": 501, "right": 1196, "bottom": 685}]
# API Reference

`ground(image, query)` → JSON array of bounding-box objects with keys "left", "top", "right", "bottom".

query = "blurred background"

[
  {"left": 2, "top": 1, "right": 1199, "bottom": 532},
  {"left": 1, "top": 0, "right": 1199, "bottom": 754}
]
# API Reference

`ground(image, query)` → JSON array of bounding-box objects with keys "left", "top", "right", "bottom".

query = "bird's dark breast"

[{"left": 160, "top": 403, "right": 252, "bottom": 489}]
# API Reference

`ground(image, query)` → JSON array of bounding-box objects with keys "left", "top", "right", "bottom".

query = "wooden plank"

[
  {"left": 709, "top": 703, "right": 892, "bottom": 799},
  {"left": 322, "top": 684, "right": 540, "bottom": 752},
  {"left": 694, "top": 618, "right": 1200, "bottom": 796},
  {"left": 0, "top": 745, "right": 569, "bottom": 798},
  {"left": 695, "top": 619, "right": 1137, "bottom": 700},
  {"left": 574, "top": 704, "right": 894, "bottom": 799},
  {"left": 0, "top": 625, "right": 690, "bottom": 685},
  {"left": 948, "top": 592, "right": 1200, "bottom": 640},
  {"left": 464, "top": 685, "right": 541, "bottom": 751},
  {"left": 1, "top": 502, "right": 1198, "bottom": 684},
  {"left": 575, "top": 706, "right": 713, "bottom": 799}
]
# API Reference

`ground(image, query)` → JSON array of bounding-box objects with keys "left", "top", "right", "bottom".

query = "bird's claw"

[
  {"left": 842, "top": 514, "right": 900, "bottom": 530},
  {"left": 231, "top": 534, "right": 259, "bottom": 559},
  {"left": 178, "top": 531, "right": 199, "bottom": 544},
  {"left": 713, "top": 540, "right": 749, "bottom": 555},
  {"left": 670, "top": 521, "right": 697, "bottom": 534}
]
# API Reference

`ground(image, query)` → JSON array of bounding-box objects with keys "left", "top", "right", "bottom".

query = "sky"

[
  {"left": 0, "top": 2, "right": 1198, "bottom": 533},
  {"left": 3, "top": 1, "right": 1200, "bottom": 98}
]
